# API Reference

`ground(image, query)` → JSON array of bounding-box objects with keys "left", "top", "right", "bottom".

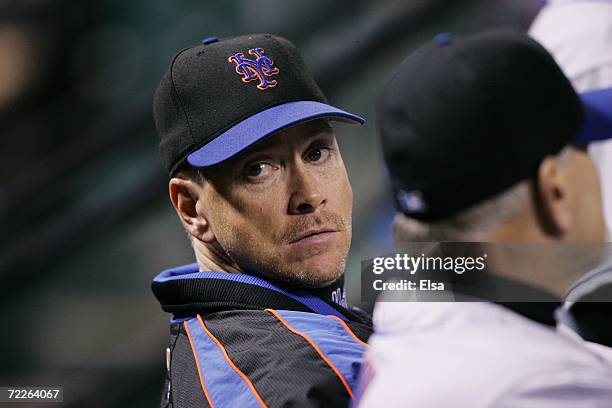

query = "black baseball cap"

[
  {"left": 154, "top": 33, "right": 364, "bottom": 176},
  {"left": 378, "top": 30, "right": 612, "bottom": 221}
]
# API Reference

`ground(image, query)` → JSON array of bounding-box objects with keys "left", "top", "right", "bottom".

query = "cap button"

[
  {"left": 202, "top": 36, "right": 218, "bottom": 45},
  {"left": 433, "top": 33, "right": 453, "bottom": 46}
]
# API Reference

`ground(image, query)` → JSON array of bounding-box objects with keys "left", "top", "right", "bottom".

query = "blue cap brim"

[
  {"left": 187, "top": 101, "right": 364, "bottom": 167},
  {"left": 576, "top": 88, "right": 612, "bottom": 145}
]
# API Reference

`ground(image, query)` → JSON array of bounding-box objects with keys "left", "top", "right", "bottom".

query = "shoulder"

[
  {"left": 359, "top": 301, "right": 611, "bottom": 407},
  {"left": 171, "top": 310, "right": 369, "bottom": 407},
  {"left": 530, "top": 0, "right": 612, "bottom": 75}
]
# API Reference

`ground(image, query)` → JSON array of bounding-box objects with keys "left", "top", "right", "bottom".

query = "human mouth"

[{"left": 289, "top": 227, "right": 338, "bottom": 245}]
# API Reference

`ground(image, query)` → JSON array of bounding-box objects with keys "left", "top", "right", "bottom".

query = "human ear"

[
  {"left": 168, "top": 177, "right": 216, "bottom": 243},
  {"left": 534, "top": 156, "right": 572, "bottom": 238}
]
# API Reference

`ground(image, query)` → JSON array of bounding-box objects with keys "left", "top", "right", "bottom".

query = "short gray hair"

[{"left": 393, "top": 147, "right": 574, "bottom": 242}]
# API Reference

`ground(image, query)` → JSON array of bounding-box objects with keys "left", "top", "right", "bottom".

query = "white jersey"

[{"left": 357, "top": 301, "right": 612, "bottom": 408}]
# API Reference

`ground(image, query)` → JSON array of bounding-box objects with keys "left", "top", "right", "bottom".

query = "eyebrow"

[
  {"left": 224, "top": 126, "right": 334, "bottom": 178},
  {"left": 251, "top": 123, "right": 334, "bottom": 151}
]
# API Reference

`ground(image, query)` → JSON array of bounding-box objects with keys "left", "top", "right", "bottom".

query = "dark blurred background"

[{"left": 0, "top": 0, "right": 543, "bottom": 406}]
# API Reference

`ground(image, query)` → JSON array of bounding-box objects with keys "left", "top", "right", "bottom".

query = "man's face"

[{"left": 198, "top": 119, "right": 353, "bottom": 287}]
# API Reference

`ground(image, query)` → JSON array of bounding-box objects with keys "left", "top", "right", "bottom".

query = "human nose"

[{"left": 287, "top": 163, "right": 327, "bottom": 215}]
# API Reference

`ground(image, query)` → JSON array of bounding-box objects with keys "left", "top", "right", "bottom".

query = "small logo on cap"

[
  {"left": 228, "top": 48, "right": 279, "bottom": 90},
  {"left": 397, "top": 189, "right": 428, "bottom": 214},
  {"left": 433, "top": 32, "right": 453, "bottom": 46}
]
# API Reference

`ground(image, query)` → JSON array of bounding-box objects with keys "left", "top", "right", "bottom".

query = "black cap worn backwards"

[
  {"left": 154, "top": 33, "right": 363, "bottom": 176},
  {"left": 378, "top": 30, "right": 612, "bottom": 222}
]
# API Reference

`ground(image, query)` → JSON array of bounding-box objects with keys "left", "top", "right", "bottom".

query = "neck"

[
  {"left": 484, "top": 222, "right": 600, "bottom": 299},
  {"left": 192, "top": 238, "right": 245, "bottom": 274}
]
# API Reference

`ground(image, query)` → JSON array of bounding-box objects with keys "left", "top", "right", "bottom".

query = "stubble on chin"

[{"left": 217, "top": 215, "right": 352, "bottom": 288}]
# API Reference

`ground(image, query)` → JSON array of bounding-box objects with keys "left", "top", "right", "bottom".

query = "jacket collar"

[
  {"left": 152, "top": 263, "right": 368, "bottom": 324},
  {"left": 451, "top": 271, "right": 561, "bottom": 326}
]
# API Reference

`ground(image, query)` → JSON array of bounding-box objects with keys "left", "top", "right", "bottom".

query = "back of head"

[{"left": 378, "top": 30, "right": 612, "bottom": 243}]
